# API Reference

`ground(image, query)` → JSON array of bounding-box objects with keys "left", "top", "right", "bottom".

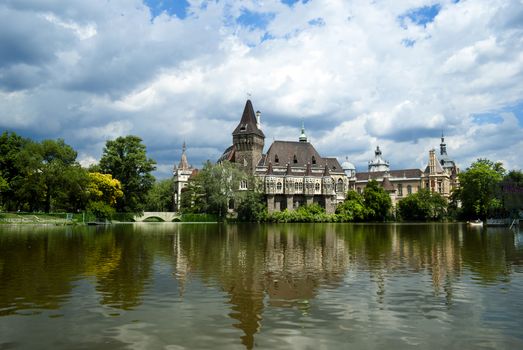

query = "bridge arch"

[{"left": 133, "top": 212, "right": 181, "bottom": 222}]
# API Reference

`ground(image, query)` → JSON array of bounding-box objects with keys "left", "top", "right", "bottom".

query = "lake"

[{"left": 1, "top": 223, "right": 522, "bottom": 349}]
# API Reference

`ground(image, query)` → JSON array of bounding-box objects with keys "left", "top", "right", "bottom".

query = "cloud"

[{"left": 0, "top": 0, "right": 522, "bottom": 178}]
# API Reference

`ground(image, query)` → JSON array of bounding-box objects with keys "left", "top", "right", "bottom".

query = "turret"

[{"left": 232, "top": 100, "right": 265, "bottom": 174}]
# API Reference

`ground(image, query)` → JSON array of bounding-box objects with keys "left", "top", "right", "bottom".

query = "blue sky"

[{"left": 0, "top": 0, "right": 522, "bottom": 178}]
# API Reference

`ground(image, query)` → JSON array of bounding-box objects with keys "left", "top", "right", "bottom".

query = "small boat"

[{"left": 467, "top": 219, "right": 483, "bottom": 227}]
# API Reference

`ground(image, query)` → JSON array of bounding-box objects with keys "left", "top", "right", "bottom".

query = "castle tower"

[
  {"left": 173, "top": 142, "right": 193, "bottom": 211},
  {"left": 232, "top": 100, "right": 265, "bottom": 174},
  {"left": 368, "top": 146, "right": 390, "bottom": 172}
]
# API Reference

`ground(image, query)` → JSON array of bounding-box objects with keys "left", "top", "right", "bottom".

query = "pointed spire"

[
  {"left": 305, "top": 162, "right": 312, "bottom": 176},
  {"left": 323, "top": 163, "right": 331, "bottom": 176},
  {"left": 266, "top": 161, "right": 273, "bottom": 175},
  {"left": 440, "top": 133, "right": 447, "bottom": 156},
  {"left": 285, "top": 162, "right": 292, "bottom": 176},
  {"left": 299, "top": 121, "right": 308, "bottom": 142},
  {"left": 178, "top": 141, "right": 190, "bottom": 170},
  {"left": 232, "top": 100, "right": 265, "bottom": 137}
]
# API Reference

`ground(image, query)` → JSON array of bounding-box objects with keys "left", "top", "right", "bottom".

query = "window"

[
  {"left": 277, "top": 182, "right": 282, "bottom": 191},
  {"left": 438, "top": 181, "right": 443, "bottom": 193},
  {"left": 298, "top": 182, "right": 303, "bottom": 191},
  {"left": 239, "top": 180, "right": 248, "bottom": 190},
  {"left": 357, "top": 187, "right": 362, "bottom": 194},
  {"left": 293, "top": 155, "right": 298, "bottom": 164},
  {"left": 312, "top": 156, "right": 316, "bottom": 165},
  {"left": 294, "top": 182, "right": 299, "bottom": 191},
  {"left": 336, "top": 179, "right": 343, "bottom": 192},
  {"left": 315, "top": 183, "right": 320, "bottom": 191},
  {"left": 397, "top": 184, "right": 403, "bottom": 196},
  {"left": 407, "top": 185, "right": 412, "bottom": 195},
  {"left": 275, "top": 154, "right": 279, "bottom": 163}
]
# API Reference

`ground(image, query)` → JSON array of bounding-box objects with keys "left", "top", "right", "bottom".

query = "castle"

[{"left": 173, "top": 100, "right": 459, "bottom": 213}]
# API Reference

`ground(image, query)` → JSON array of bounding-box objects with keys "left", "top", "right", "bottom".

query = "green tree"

[
  {"left": 0, "top": 131, "right": 30, "bottom": 210},
  {"left": 99, "top": 136, "right": 156, "bottom": 213},
  {"left": 458, "top": 159, "right": 505, "bottom": 220},
  {"left": 398, "top": 189, "right": 447, "bottom": 221},
  {"left": 181, "top": 161, "right": 248, "bottom": 220},
  {"left": 363, "top": 180, "right": 392, "bottom": 221},
  {"left": 236, "top": 190, "right": 267, "bottom": 222},
  {"left": 336, "top": 190, "right": 367, "bottom": 222},
  {"left": 145, "top": 178, "right": 174, "bottom": 211}
]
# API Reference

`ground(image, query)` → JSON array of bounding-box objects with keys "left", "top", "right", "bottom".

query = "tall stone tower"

[{"left": 232, "top": 100, "right": 265, "bottom": 174}]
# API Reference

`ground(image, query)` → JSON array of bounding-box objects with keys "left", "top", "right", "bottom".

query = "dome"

[{"left": 342, "top": 159, "right": 355, "bottom": 171}]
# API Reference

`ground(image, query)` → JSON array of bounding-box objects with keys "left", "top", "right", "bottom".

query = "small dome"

[{"left": 342, "top": 159, "right": 355, "bottom": 171}]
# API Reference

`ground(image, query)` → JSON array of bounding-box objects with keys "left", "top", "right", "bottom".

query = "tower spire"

[
  {"left": 299, "top": 121, "right": 308, "bottom": 142},
  {"left": 440, "top": 133, "right": 447, "bottom": 156}
]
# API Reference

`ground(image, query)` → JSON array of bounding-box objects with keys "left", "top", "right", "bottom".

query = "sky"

[{"left": 1, "top": 0, "right": 522, "bottom": 179}]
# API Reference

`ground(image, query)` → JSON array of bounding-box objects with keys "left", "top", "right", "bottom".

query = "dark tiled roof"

[
  {"left": 324, "top": 157, "right": 343, "bottom": 173},
  {"left": 232, "top": 100, "right": 265, "bottom": 138},
  {"left": 355, "top": 169, "right": 422, "bottom": 181},
  {"left": 263, "top": 140, "right": 323, "bottom": 167},
  {"left": 218, "top": 145, "right": 235, "bottom": 163}
]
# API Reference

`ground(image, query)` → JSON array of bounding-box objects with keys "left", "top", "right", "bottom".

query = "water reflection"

[{"left": 1, "top": 223, "right": 522, "bottom": 349}]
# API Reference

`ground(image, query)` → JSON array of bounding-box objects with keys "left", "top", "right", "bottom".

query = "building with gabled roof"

[{"left": 219, "top": 100, "right": 348, "bottom": 213}]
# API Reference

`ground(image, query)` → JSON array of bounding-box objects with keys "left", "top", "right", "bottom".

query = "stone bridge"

[{"left": 133, "top": 212, "right": 181, "bottom": 222}]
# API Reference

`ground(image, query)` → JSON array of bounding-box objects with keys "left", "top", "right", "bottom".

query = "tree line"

[
  {"left": 0, "top": 131, "right": 160, "bottom": 219},
  {"left": 2, "top": 130, "right": 521, "bottom": 222}
]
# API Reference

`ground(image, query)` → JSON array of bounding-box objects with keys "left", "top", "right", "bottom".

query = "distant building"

[
  {"left": 173, "top": 142, "right": 197, "bottom": 211},
  {"left": 352, "top": 136, "right": 460, "bottom": 206}
]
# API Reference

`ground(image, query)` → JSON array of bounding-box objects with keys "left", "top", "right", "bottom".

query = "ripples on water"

[{"left": 0, "top": 223, "right": 523, "bottom": 349}]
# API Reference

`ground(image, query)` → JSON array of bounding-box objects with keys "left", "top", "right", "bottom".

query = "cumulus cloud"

[{"left": 0, "top": 0, "right": 522, "bottom": 178}]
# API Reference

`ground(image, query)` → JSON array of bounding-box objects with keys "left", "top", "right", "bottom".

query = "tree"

[
  {"left": 87, "top": 172, "right": 124, "bottom": 206},
  {"left": 363, "top": 180, "right": 392, "bottom": 221},
  {"left": 99, "top": 136, "right": 156, "bottom": 213},
  {"left": 336, "top": 190, "right": 367, "bottom": 222},
  {"left": 236, "top": 190, "right": 267, "bottom": 222},
  {"left": 180, "top": 161, "right": 248, "bottom": 220},
  {"left": 458, "top": 159, "right": 505, "bottom": 220},
  {"left": 398, "top": 189, "right": 447, "bottom": 221},
  {"left": 0, "top": 131, "right": 30, "bottom": 210},
  {"left": 144, "top": 178, "right": 174, "bottom": 212}
]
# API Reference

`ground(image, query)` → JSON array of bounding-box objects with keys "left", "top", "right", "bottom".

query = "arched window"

[
  {"left": 275, "top": 154, "right": 279, "bottom": 163},
  {"left": 277, "top": 182, "right": 282, "bottom": 191},
  {"left": 336, "top": 179, "right": 343, "bottom": 192},
  {"left": 294, "top": 182, "right": 299, "bottom": 190},
  {"left": 407, "top": 185, "right": 412, "bottom": 195},
  {"left": 293, "top": 155, "right": 298, "bottom": 164},
  {"left": 239, "top": 180, "right": 248, "bottom": 190},
  {"left": 315, "top": 183, "right": 320, "bottom": 191},
  {"left": 298, "top": 182, "right": 303, "bottom": 191},
  {"left": 312, "top": 156, "right": 316, "bottom": 165}
]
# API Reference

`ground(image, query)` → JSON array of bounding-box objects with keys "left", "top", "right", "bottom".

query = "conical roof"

[
  {"left": 178, "top": 142, "right": 190, "bottom": 170},
  {"left": 382, "top": 175, "right": 395, "bottom": 192},
  {"left": 232, "top": 100, "right": 265, "bottom": 137}
]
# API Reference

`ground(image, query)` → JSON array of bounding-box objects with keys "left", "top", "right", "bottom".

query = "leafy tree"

[
  {"left": 87, "top": 172, "right": 124, "bottom": 206},
  {"left": 0, "top": 131, "right": 30, "bottom": 210},
  {"left": 180, "top": 161, "right": 248, "bottom": 220},
  {"left": 501, "top": 169, "right": 523, "bottom": 214},
  {"left": 336, "top": 190, "right": 367, "bottom": 222},
  {"left": 145, "top": 178, "right": 174, "bottom": 211},
  {"left": 363, "top": 180, "right": 392, "bottom": 221},
  {"left": 99, "top": 136, "right": 156, "bottom": 213},
  {"left": 398, "top": 189, "right": 447, "bottom": 221},
  {"left": 236, "top": 191, "right": 267, "bottom": 222},
  {"left": 458, "top": 159, "right": 505, "bottom": 220}
]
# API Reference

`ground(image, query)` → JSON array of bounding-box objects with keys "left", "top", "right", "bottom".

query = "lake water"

[{"left": 1, "top": 223, "right": 523, "bottom": 349}]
